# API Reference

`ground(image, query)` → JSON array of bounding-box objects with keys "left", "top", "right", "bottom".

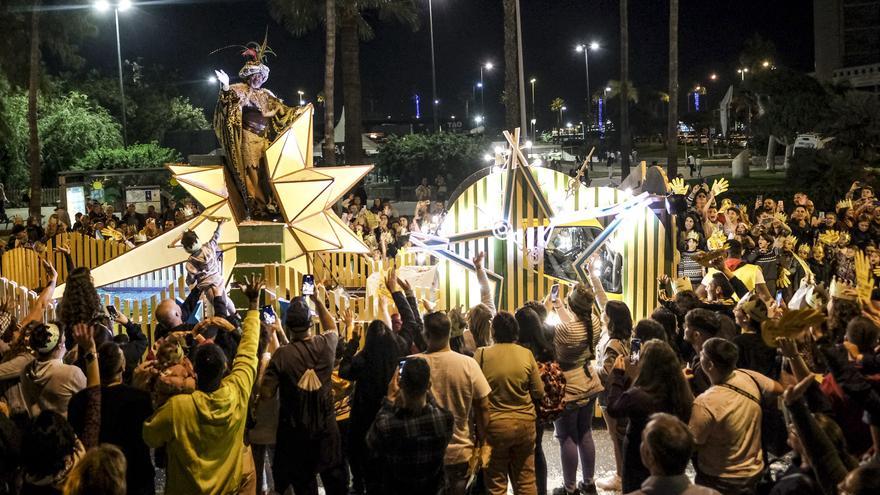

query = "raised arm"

[
  {"left": 21, "top": 258, "right": 58, "bottom": 327},
  {"left": 223, "top": 275, "right": 262, "bottom": 397},
  {"left": 72, "top": 322, "right": 101, "bottom": 449},
  {"left": 472, "top": 252, "right": 496, "bottom": 315}
]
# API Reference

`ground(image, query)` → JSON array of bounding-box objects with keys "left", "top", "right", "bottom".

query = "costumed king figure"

[{"left": 213, "top": 34, "right": 304, "bottom": 217}]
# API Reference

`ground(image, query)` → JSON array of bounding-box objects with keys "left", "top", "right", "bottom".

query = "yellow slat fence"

[{"left": 0, "top": 232, "right": 130, "bottom": 289}]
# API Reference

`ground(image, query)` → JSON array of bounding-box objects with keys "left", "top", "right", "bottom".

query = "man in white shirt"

[
  {"left": 415, "top": 311, "right": 491, "bottom": 495},
  {"left": 688, "top": 338, "right": 783, "bottom": 495}
]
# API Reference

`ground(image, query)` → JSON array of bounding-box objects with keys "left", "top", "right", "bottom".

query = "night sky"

[{"left": 78, "top": 0, "right": 814, "bottom": 129}]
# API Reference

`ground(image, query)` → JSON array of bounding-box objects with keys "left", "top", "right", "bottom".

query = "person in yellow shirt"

[{"left": 143, "top": 276, "right": 264, "bottom": 495}]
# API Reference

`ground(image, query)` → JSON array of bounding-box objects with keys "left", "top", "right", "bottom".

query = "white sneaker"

[{"left": 595, "top": 473, "right": 621, "bottom": 491}]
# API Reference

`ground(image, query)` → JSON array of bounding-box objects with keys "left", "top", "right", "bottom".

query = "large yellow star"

[{"left": 266, "top": 105, "right": 373, "bottom": 272}]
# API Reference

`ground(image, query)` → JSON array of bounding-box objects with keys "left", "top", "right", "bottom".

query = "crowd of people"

[
  {"left": 2, "top": 199, "right": 203, "bottom": 253},
  {"left": 0, "top": 173, "right": 879, "bottom": 495},
  {"left": 337, "top": 176, "right": 449, "bottom": 261}
]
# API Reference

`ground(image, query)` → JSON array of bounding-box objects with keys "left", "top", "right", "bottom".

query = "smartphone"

[
  {"left": 261, "top": 305, "right": 276, "bottom": 325},
  {"left": 398, "top": 358, "right": 408, "bottom": 376},
  {"left": 819, "top": 211, "right": 825, "bottom": 220},
  {"left": 630, "top": 338, "right": 642, "bottom": 364},
  {"left": 550, "top": 284, "right": 560, "bottom": 302},
  {"left": 775, "top": 291, "right": 784, "bottom": 306},
  {"left": 302, "top": 274, "right": 315, "bottom": 296},
  {"left": 106, "top": 305, "right": 119, "bottom": 319},
  {"left": 756, "top": 194, "right": 763, "bottom": 203}
]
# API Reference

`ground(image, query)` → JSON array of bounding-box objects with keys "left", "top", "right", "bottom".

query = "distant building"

[{"left": 813, "top": 0, "right": 880, "bottom": 92}]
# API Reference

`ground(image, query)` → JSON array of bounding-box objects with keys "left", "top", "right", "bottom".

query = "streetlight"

[
  {"left": 560, "top": 105, "right": 567, "bottom": 126},
  {"left": 529, "top": 77, "right": 536, "bottom": 138},
  {"left": 575, "top": 41, "right": 599, "bottom": 128},
  {"left": 709, "top": 73, "right": 718, "bottom": 81},
  {"left": 297, "top": 90, "right": 305, "bottom": 106},
  {"left": 479, "top": 61, "right": 493, "bottom": 120},
  {"left": 761, "top": 60, "right": 770, "bottom": 68},
  {"left": 737, "top": 67, "right": 749, "bottom": 81},
  {"left": 427, "top": 0, "right": 439, "bottom": 132},
  {"left": 94, "top": 0, "right": 131, "bottom": 146}
]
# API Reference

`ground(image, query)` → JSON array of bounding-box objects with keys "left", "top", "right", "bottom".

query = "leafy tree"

[
  {"left": 376, "top": 133, "right": 489, "bottom": 186},
  {"left": 74, "top": 142, "right": 181, "bottom": 171},
  {"left": 0, "top": 0, "right": 95, "bottom": 217},
  {"left": 747, "top": 67, "right": 831, "bottom": 170},
  {"left": 74, "top": 65, "right": 208, "bottom": 144},
  {"left": 1, "top": 88, "right": 122, "bottom": 189}
]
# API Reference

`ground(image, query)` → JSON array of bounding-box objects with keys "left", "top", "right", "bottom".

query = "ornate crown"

[
  {"left": 836, "top": 199, "right": 853, "bottom": 212},
  {"left": 818, "top": 230, "right": 841, "bottom": 246},
  {"left": 706, "top": 230, "right": 728, "bottom": 251},
  {"left": 829, "top": 277, "right": 859, "bottom": 301}
]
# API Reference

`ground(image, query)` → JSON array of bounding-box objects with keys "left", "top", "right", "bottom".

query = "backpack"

[
  {"left": 286, "top": 341, "right": 333, "bottom": 434},
  {"left": 536, "top": 361, "right": 566, "bottom": 423}
]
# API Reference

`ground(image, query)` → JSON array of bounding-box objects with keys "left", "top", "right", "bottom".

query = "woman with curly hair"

[{"left": 57, "top": 268, "right": 103, "bottom": 332}]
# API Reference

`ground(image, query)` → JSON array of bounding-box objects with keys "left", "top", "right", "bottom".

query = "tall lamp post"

[
  {"left": 529, "top": 77, "right": 536, "bottom": 138},
  {"left": 95, "top": 0, "right": 131, "bottom": 146},
  {"left": 297, "top": 90, "right": 305, "bottom": 106},
  {"left": 428, "top": 0, "right": 438, "bottom": 132},
  {"left": 575, "top": 41, "right": 599, "bottom": 131},
  {"left": 479, "top": 62, "right": 493, "bottom": 120}
]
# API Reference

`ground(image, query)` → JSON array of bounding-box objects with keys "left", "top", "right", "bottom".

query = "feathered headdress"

[{"left": 211, "top": 28, "right": 275, "bottom": 80}]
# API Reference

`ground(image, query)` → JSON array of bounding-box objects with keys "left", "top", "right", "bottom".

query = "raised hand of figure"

[
  {"left": 235, "top": 275, "right": 264, "bottom": 306},
  {"left": 775, "top": 337, "right": 799, "bottom": 359},
  {"left": 214, "top": 70, "right": 230, "bottom": 90},
  {"left": 473, "top": 251, "right": 485, "bottom": 271},
  {"left": 53, "top": 243, "right": 71, "bottom": 256}
]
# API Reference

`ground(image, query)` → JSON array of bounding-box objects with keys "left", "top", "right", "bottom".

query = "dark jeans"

[
  {"left": 535, "top": 420, "right": 547, "bottom": 495},
  {"left": 445, "top": 461, "right": 469, "bottom": 495},
  {"left": 274, "top": 422, "right": 348, "bottom": 495}
]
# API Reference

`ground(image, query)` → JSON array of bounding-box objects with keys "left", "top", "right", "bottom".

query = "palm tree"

[
  {"left": 27, "top": 0, "right": 41, "bottom": 219},
  {"left": 619, "top": 0, "right": 632, "bottom": 178},
  {"left": 323, "top": 0, "right": 337, "bottom": 164},
  {"left": 666, "top": 0, "right": 680, "bottom": 177},
  {"left": 599, "top": 80, "right": 639, "bottom": 104},
  {"left": 502, "top": 0, "right": 520, "bottom": 130},
  {"left": 270, "top": 0, "right": 418, "bottom": 164},
  {"left": 550, "top": 97, "right": 565, "bottom": 127}
]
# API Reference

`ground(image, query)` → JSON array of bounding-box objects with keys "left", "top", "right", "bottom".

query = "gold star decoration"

[{"left": 267, "top": 105, "right": 373, "bottom": 272}]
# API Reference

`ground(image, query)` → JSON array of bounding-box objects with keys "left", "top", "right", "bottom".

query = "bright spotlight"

[
  {"left": 95, "top": 0, "right": 110, "bottom": 11},
  {"left": 475, "top": 115, "right": 484, "bottom": 123},
  {"left": 484, "top": 62, "right": 494, "bottom": 70},
  {"left": 483, "top": 154, "right": 493, "bottom": 162},
  {"left": 589, "top": 41, "right": 600, "bottom": 50},
  {"left": 208, "top": 76, "right": 217, "bottom": 83},
  {"left": 566, "top": 122, "right": 573, "bottom": 128},
  {"left": 575, "top": 45, "right": 584, "bottom": 53},
  {"left": 709, "top": 73, "right": 718, "bottom": 80},
  {"left": 476, "top": 82, "right": 483, "bottom": 88},
  {"left": 118, "top": 0, "right": 132, "bottom": 11}
]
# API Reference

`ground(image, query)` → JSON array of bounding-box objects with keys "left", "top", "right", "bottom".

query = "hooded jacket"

[
  {"left": 143, "top": 311, "right": 259, "bottom": 495},
  {"left": 20, "top": 358, "right": 85, "bottom": 418}
]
